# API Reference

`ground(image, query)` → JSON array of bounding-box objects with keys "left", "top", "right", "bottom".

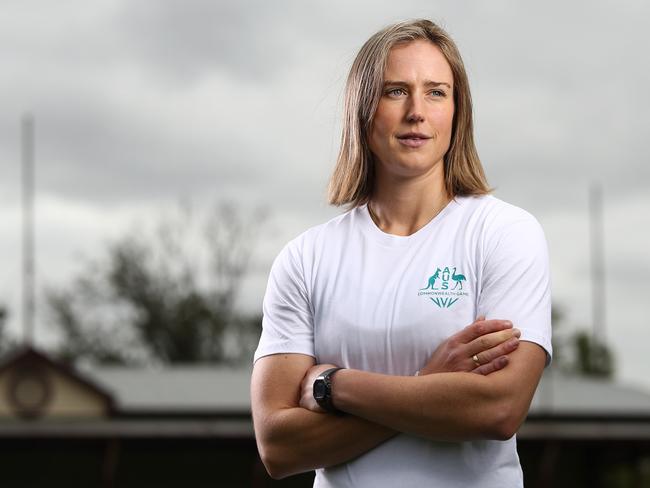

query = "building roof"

[
  {"left": 531, "top": 370, "right": 650, "bottom": 417},
  {"left": 0, "top": 346, "right": 116, "bottom": 417},
  {"left": 84, "top": 365, "right": 252, "bottom": 414}
]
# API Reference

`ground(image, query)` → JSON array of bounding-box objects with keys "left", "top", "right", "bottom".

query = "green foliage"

[
  {"left": 0, "top": 304, "right": 18, "bottom": 356},
  {"left": 0, "top": 305, "right": 7, "bottom": 354},
  {"left": 550, "top": 303, "right": 615, "bottom": 378},
  {"left": 47, "top": 202, "right": 266, "bottom": 366},
  {"left": 572, "top": 331, "right": 614, "bottom": 378},
  {"left": 550, "top": 304, "right": 569, "bottom": 368}
]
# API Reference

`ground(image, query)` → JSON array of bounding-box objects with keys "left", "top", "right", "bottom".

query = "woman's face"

[{"left": 369, "top": 40, "right": 455, "bottom": 180}]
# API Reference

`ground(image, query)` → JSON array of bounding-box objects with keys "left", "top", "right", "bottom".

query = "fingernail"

[
  {"left": 508, "top": 337, "right": 519, "bottom": 347},
  {"left": 498, "top": 356, "right": 508, "bottom": 367},
  {"left": 513, "top": 328, "right": 521, "bottom": 338},
  {"left": 504, "top": 321, "right": 513, "bottom": 327}
]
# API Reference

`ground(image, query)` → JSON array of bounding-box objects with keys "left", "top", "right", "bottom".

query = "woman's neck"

[{"left": 368, "top": 164, "right": 450, "bottom": 236}]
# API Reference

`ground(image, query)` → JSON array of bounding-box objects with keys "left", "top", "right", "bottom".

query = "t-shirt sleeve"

[
  {"left": 477, "top": 210, "right": 553, "bottom": 366},
  {"left": 253, "top": 239, "right": 315, "bottom": 363}
]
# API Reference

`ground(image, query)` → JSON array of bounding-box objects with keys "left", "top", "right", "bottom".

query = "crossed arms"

[{"left": 251, "top": 318, "right": 546, "bottom": 479}]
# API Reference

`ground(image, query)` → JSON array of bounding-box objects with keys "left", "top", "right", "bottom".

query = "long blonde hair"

[{"left": 327, "top": 19, "right": 490, "bottom": 207}]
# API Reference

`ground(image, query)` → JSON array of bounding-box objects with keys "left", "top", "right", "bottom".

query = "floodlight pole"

[
  {"left": 589, "top": 182, "right": 606, "bottom": 343},
  {"left": 21, "top": 114, "right": 35, "bottom": 345}
]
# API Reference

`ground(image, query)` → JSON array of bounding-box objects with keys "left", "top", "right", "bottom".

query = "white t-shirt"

[{"left": 254, "top": 195, "right": 552, "bottom": 488}]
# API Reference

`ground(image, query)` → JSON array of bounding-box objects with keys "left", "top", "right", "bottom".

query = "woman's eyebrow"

[{"left": 383, "top": 80, "right": 452, "bottom": 88}]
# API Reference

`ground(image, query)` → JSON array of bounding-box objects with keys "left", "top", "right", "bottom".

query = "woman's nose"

[
  {"left": 405, "top": 95, "right": 425, "bottom": 123},
  {"left": 406, "top": 111, "right": 425, "bottom": 123}
]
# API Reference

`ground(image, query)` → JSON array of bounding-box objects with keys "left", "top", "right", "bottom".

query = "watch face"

[{"left": 313, "top": 380, "right": 327, "bottom": 400}]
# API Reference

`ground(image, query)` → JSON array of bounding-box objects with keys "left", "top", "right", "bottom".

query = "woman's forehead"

[{"left": 384, "top": 40, "right": 453, "bottom": 86}]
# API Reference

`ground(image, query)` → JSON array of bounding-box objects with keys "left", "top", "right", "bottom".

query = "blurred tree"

[
  {"left": 550, "top": 303, "right": 614, "bottom": 378},
  {"left": 571, "top": 331, "right": 614, "bottom": 378},
  {"left": 0, "top": 304, "right": 18, "bottom": 357},
  {"left": 550, "top": 304, "right": 568, "bottom": 369},
  {"left": 0, "top": 304, "right": 7, "bottom": 354},
  {"left": 47, "top": 202, "right": 266, "bottom": 366}
]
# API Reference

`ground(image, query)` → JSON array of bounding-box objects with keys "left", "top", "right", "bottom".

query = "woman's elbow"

[
  {"left": 257, "top": 438, "right": 293, "bottom": 480},
  {"left": 261, "top": 455, "right": 289, "bottom": 480},
  {"left": 492, "top": 418, "right": 519, "bottom": 441},
  {"left": 254, "top": 409, "right": 309, "bottom": 479},
  {"left": 255, "top": 422, "right": 307, "bottom": 480},
  {"left": 488, "top": 401, "right": 526, "bottom": 441}
]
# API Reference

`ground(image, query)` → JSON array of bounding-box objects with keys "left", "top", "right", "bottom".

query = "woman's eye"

[
  {"left": 387, "top": 88, "right": 405, "bottom": 97},
  {"left": 430, "top": 89, "right": 446, "bottom": 97}
]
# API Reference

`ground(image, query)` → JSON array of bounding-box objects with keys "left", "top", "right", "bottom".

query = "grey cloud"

[
  {"left": 113, "top": 0, "right": 307, "bottom": 83},
  {"left": 111, "top": 0, "right": 480, "bottom": 84}
]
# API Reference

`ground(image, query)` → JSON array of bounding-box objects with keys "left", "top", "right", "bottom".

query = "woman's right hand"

[{"left": 418, "top": 316, "right": 520, "bottom": 376}]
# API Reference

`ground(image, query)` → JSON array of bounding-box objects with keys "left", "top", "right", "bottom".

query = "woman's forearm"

[
  {"left": 331, "top": 370, "right": 508, "bottom": 441},
  {"left": 330, "top": 343, "right": 545, "bottom": 442},
  {"left": 256, "top": 406, "right": 396, "bottom": 479}
]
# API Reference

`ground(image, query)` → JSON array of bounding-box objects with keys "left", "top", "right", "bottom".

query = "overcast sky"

[{"left": 1, "top": 1, "right": 649, "bottom": 388}]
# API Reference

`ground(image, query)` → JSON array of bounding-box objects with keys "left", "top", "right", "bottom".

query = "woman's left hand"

[{"left": 299, "top": 363, "right": 339, "bottom": 412}]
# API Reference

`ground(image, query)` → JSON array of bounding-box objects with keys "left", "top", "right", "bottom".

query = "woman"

[{"left": 251, "top": 19, "right": 551, "bottom": 487}]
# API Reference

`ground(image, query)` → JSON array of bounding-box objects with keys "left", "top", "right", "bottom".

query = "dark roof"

[{"left": 84, "top": 365, "right": 252, "bottom": 414}]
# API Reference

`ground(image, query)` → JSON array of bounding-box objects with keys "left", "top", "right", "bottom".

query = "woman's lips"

[{"left": 397, "top": 136, "right": 430, "bottom": 148}]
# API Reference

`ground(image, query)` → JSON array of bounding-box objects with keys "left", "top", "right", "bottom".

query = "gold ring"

[{"left": 472, "top": 354, "right": 481, "bottom": 367}]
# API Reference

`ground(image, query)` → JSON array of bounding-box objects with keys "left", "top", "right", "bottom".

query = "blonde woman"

[{"left": 252, "top": 19, "right": 551, "bottom": 487}]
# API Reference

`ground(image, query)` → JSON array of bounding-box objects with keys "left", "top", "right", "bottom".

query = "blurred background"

[{"left": 1, "top": 0, "right": 649, "bottom": 487}]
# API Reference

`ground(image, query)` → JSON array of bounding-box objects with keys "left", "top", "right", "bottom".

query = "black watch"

[{"left": 313, "top": 367, "right": 344, "bottom": 413}]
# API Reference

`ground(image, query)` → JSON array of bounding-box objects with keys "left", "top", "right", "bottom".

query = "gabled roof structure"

[{"left": 0, "top": 345, "right": 115, "bottom": 419}]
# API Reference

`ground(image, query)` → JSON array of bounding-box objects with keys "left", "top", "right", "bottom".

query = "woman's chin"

[{"left": 378, "top": 158, "right": 445, "bottom": 180}]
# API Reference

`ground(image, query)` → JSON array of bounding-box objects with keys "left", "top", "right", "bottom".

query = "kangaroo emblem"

[{"left": 420, "top": 268, "right": 442, "bottom": 290}]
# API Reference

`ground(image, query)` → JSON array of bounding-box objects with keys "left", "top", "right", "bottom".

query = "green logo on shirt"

[{"left": 418, "top": 266, "right": 469, "bottom": 308}]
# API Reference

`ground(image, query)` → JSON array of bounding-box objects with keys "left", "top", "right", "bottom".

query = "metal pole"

[
  {"left": 589, "top": 182, "right": 606, "bottom": 342},
  {"left": 21, "top": 114, "right": 35, "bottom": 345}
]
